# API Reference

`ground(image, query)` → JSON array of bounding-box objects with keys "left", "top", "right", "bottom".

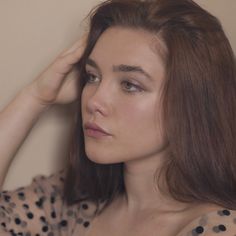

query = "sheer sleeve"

[
  {"left": 0, "top": 170, "right": 76, "bottom": 236},
  {"left": 179, "top": 208, "right": 236, "bottom": 236}
]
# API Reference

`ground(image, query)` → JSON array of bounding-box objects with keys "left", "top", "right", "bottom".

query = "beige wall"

[{"left": 1, "top": 0, "right": 235, "bottom": 190}]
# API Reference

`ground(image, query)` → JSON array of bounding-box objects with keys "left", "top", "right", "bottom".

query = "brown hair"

[{"left": 64, "top": 0, "right": 236, "bottom": 212}]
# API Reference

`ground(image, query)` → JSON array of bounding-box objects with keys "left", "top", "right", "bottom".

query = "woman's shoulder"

[
  {"left": 0, "top": 169, "right": 98, "bottom": 235},
  {"left": 0, "top": 169, "right": 66, "bottom": 209},
  {"left": 178, "top": 208, "right": 236, "bottom": 236},
  {"left": 0, "top": 170, "right": 65, "bottom": 234}
]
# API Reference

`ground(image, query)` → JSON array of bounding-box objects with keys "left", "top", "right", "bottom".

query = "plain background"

[{"left": 1, "top": 0, "right": 236, "bottom": 190}]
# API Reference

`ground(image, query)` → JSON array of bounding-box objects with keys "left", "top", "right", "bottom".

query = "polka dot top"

[{"left": 1, "top": 170, "right": 236, "bottom": 236}]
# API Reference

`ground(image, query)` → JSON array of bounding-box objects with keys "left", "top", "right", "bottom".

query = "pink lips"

[{"left": 84, "top": 122, "right": 111, "bottom": 138}]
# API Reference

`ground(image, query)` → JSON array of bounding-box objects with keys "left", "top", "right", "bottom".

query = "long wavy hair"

[{"left": 64, "top": 0, "right": 236, "bottom": 213}]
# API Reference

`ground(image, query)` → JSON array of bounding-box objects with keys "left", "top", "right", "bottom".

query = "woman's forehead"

[
  {"left": 91, "top": 26, "right": 163, "bottom": 54},
  {"left": 88, "top": 27, "right": 166, "bottom": 80}
]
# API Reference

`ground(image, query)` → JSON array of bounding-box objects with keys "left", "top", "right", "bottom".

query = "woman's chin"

[{"left": 85, "top": 151, "right": 120, "bottom": 165}]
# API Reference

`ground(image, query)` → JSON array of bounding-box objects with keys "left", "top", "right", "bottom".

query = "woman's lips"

[
  {"left": 84, "top": 128, "right": 111, "bottom": 138},
  {"left": 84, "top": 121, "right": 111, "bottom": 138}
]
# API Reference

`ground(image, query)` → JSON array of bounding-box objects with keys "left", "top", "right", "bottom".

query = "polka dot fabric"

[
  {"left": 178, "top": 208, "right": 236, "bottom": 235},
  {"left": 1, "top": 171, "right": 236, "bottom": 236},
  {"left": 0, "top": 170, "right": 99, "bottom": 236}
]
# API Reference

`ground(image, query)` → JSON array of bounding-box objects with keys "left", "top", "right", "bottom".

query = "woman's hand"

[
  {"left": 0, "top": 33, "right": 88, "bottom": 187},
  {"left": 23, "top": 33, "right": 87, "bottom": 107}
]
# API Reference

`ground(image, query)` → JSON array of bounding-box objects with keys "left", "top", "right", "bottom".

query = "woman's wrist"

[{"left": 18, "top": 85, "right": 52, "bottom": 115}]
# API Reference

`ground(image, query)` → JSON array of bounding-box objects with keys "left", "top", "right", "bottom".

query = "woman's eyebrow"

[{"left": 86, "top": 58, "right": 153, "bottom": 81}]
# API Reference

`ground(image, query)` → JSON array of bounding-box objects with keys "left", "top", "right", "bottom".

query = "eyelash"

[{"left": 84, "top": 72, "right": 143, "bottom": 93}]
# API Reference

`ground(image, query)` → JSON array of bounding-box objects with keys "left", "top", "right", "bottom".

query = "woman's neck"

[{"left": 122, "top": 153, "right": 191, "bottom": 214}]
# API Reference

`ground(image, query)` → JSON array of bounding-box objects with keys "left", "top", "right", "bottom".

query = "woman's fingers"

[
  {"left": 25, "top": 33, "right": 88, "bottom": 106},
  {"left": 55, "top": 71, "right": 79, "bottom": 104},
  {"left": 52, "top": 34, "right": 88, "bottom": 76}
]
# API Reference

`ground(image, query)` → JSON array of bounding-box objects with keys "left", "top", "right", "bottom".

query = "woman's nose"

[{"left": 85, "top": 83, "right": 111, "bottom": 116}]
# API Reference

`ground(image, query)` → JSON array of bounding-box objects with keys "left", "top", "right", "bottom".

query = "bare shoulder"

[{"left": 177, "top": 209, "right": 236, "bottom": 236}]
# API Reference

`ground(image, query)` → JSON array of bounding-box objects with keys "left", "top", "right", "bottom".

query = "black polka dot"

[
  {"left": 18, "top": 192, "right": 25, "bottom": 197},
  {"left": 3, "top": 195, "right": 11, "bottom": 202},
  {"left": 27, "top": 212, "right": 34, "bottom": 219},
  {"left": 35, "top": 197, "right": 44, "bottom": 208},
  {"left": 60, "top": 220, "right": 68, "bottom": 227},
  {"left": 195, "top": 226, "right": 204, "bottom": 234},
  {"left": 22, "top": 204, "right": 29, "bottom": 209},
  {"left": 40, "top": 216, "right": 46, "bottom": 222},
  {"left": 51, "top": 211, "right": 56, "bottom": 218},
  {"left": 82, "top": 203, "right": 89, "bottom": 210},
  {"left": 1, "top": 222, "right": 6, "bottom": 228},
  {"left": 50, "top": 196, "right": 55, "bottom": 204},
  {"left": 83, "top": 221, "right": 90, "bottom": 227},
  {"left": 17, "top": 192, "right": 26, "bottom": 201},
  {"left": 14, "top": 218, "right": 21, "bottom": 225},
  {"left": 42, "top": 225, "right": 49, "bottom": 232},
  {"left": 218, "top": 224, "right": 226, "bottom": 231},
  {"left": 9, "top": 229, "right": 16, "bottom": 236},
  {"left": 222, "top": 209, "right": 231, "bottom": 216}
]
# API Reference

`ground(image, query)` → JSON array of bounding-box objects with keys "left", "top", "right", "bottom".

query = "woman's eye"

[
  {"left": 121, "top": 80, "right": 143, "bottom": 93},
  {"left": 85, "top": 72, "right": 100, "bottom": 83}
]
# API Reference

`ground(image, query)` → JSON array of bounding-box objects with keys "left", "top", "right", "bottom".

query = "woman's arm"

[
  {"left": 0, "top": 34, "right": 87, "bottom": 188},
  {"left": 0, "top": 89, "right": 49, "bottom": 187}
]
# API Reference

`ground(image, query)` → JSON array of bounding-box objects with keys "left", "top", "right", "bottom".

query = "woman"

[{"left": 1, "top": 0, "right": 236, "bottom": 235}]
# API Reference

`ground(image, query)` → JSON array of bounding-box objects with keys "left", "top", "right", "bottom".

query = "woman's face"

[{"left": 81, "top": 27, "right": 167, "bottom": 164}]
